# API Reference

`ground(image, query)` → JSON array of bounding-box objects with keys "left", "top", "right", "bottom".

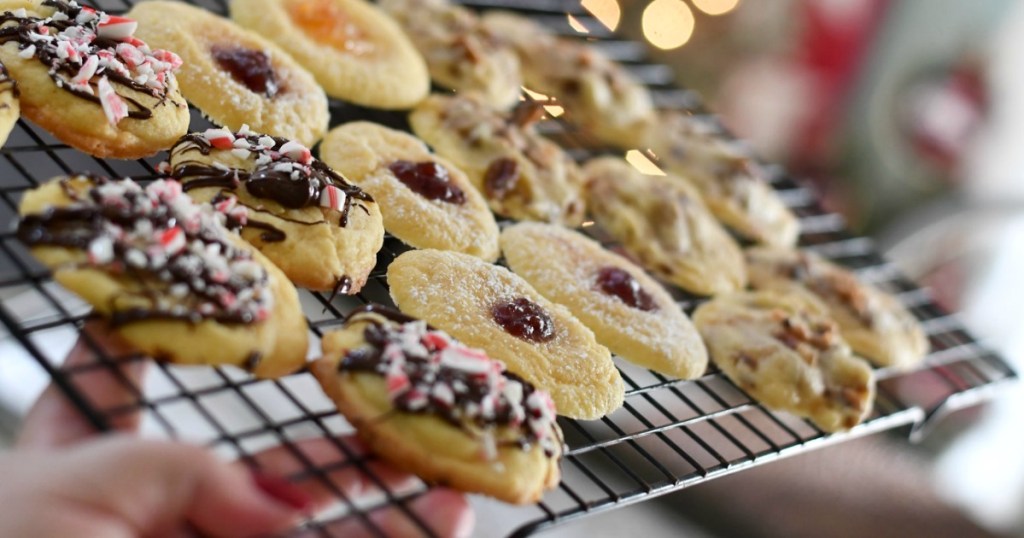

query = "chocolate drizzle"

[
  {"left": 387, "top": 160, "right": 466, "bottom": 205},
  {"left": 337, "top": 306, "right": 561, "bottom": 458},
  {"left": 594, "top": 266, "right": 658, "bottom": 312},
  {"left": 17, "top": 176, "right": 272, "bottom": 326}
]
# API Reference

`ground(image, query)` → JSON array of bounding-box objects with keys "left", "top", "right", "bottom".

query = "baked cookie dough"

[
  {"left": 312, "top": 304, "right": 562, "bottom": 504},
  {"left": 642, "top": 111, "right": 799, "bottom": 247},
  {"left": 128, "top": 0, "right": 328, "bottom": 147},
  {"left": 320, "top": 121, "right": 499, "bottom": 261},
  {"left": 481, "top": 11, "right": 653, "bottom": 148},
  {"left": 0, "top": 63, "right": 18, "bottom": 146},
  {"left": 379, "top": 0, "right": 520, "bottom": 109},
  {"left": 410, "top": 94, "right": 585, "bottom": 226},
  {"left": 387, "top": 249, "right": 624, "bottom": 420},
  {"left": 230, "top": 0, "right": 428, "bottom": 109},
  {"left": 745, "top": 247, "right": 929, "bottom": 369},
  {"left": 583, "top": 156, "right": 746, "bottom": 296},
  {"left": 17, "top": 175, "right": 308, "bottom": 379},
  {"left": 693, "top": 291, "right": 875, "bottom": 432},
  {"left": 0, "top": 0, "right": 189, "bottom": 158},
  {"left": 501, "top": 222, "right": 708, "bottom": 380},
  {"left": 168, "top": 127, "right": 384, "bottom": 293}
]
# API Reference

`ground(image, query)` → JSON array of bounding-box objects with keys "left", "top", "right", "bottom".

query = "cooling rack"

[{"left": 0, "top": 0, "right": 1016, "bottom": 536}]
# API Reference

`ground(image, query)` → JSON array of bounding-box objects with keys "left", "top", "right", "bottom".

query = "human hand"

[{"left": 2, "top": 322, "right": 474, "bottom": 537}]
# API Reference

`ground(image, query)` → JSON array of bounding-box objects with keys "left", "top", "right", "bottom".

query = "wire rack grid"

[{"left": 0, "top": 0, "right": 1017, "bottom": 536}]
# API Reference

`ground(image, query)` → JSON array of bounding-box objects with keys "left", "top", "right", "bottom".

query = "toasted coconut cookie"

[
  {"left": 0, "top": 0, "right": 188, "bottom": 158},
  {"left": 387, "top": 249, "right": 624, "bottom": 420},
  {"left": 128, "top": 1, "right": 328, "bottom": 146},
  {"left": 0, "top": 64, "right": 18, "bottom": 146},
  {"left": 321, "top": 121, "right": 499, "bottom": 261},
  {"left": 168, "top": 127, "right": 384, "bottom": 293},
  {"left": 17, "top": 175, "right": 308, "bottom": 378},
  {"left": 379, "top": 0, "right": 520, "bottom": 109},
  {"left": 230, "top": 0, "right": 428, "bottom": 109},
  {"left": 501, "top": 222, "right": 708, "bottom": 380},
  {"left": 693, "top": 291, "right": 875, "bottom": 432},
  {"left": 312, "top": 305, "right": 562, "bottom": 504},
  {"left": 481, "top": 11, "right": 653, "bottom": 148},
  {"left": 583, "top": 156, "right": 746, "bottom": 296},
  {"left": 410, "top": 94, "right": 585, "bottom": 226},
  {"left": 642, "top": 112, "right": 799, "bottom": 247},
  {"left": 745, "top": 247, "right": 929, "bottom": 369}
]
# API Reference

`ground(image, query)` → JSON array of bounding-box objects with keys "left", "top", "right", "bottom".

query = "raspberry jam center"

[
  {"left": 211, "top": 46, "right": 280, "bottom": 97},
  {"left": 492, "top": 297, "right": 555, "bottom": 343},
  {"left": 388, "top": 160, "right": 466, "bottom": 204},
  {"left": 595, "top": 266, "right": 658, "bottom": 311}
]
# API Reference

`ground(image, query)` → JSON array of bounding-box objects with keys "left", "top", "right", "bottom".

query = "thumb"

[{"left": 43, "top": 436, "right": 311, "bottom": 537}]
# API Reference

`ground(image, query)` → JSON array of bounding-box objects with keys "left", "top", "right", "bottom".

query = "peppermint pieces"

[
  {"left": 17, "top": 176, "right": 273, "bottom": 326},
  {"left": 1, "top": 0, "right": 182, "bottom": 125},
  {"left": 339, "top": 309, "right": 561, "bottom": 460}
]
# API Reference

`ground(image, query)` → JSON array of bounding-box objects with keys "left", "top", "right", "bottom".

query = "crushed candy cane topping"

[
  {"left": 339, "top": 306, "right": 562, "bottom": 460},
  {"left": 0, "top": 0, "right": 182, "bottom": 125},
  {"left": 16, "top": 175, "right": 273, "bottom": 326}
]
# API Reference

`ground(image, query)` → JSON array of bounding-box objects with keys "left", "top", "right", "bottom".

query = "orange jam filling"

[{"left": 286, "top": 0, "right": 373, "bottom": 55}]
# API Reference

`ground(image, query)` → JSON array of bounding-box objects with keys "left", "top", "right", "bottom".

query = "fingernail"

[{"left": 251, "top": 471, "right": 315, "bottom": 513}]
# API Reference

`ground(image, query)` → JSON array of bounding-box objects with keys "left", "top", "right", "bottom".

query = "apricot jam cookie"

[
  {"left": 0, "top": 64, "right": 18, "bottom": 146},
  {"left": 745, "top": 247, "right": 928, "bottom": 369},
  {"left": 17, "top": 175, "right": 308, "bottom": 379},
  {"left": 693, "top": 291, "right": 875, "bottom": 433},
  {"left": 379, "top": 0, "right": 520, "bottom": 109},
  {"left": 128, "top": 0, "right": 328, "bottom": 147},
  {"left": 387, "top": 249, "right": 624, "bottom": 420},
  {"left": 481, "top": 11, "right": 653, "bottom": 148},
  {"left": 230, "top": 0, "right": 428, "bottom": 109},
  {"left": 409, "top": 94, "right": 585, "bottom": 226},
  {"left": 501, "top": 222, "right": 708, "bottom": 380},
  {"left": 583, "top": 156, "right": 746, "bottom": 296},
  {"left": 320, "top": 121, "right": 499, "bottom": 261},
  {"left": 312, "top": 304, "right": 562, "bottom": 504},
  {"left": 642, "top": 111, "right": 799, "bottom": 247},
  {"left": 0, "top": 0, "right": 188, "bottom": 158},
  {"left": 168, "top": 127, "right": 384, "bottom": 293}
]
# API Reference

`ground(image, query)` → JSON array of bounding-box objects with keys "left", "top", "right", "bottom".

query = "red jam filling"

[
  {"left": 211, "top": 45, "right": 280, "bottom": 98},
  {"left": 595, "top": 266, "right": 658, "bottom": 311},
  {"left": 388, "top": 160, "right": 466, "bottom": 204},
  {"left": 492, "top": 297, "right": 555, "bottom": 343}
]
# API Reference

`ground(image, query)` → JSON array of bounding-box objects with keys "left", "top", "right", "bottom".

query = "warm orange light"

[
  {"left": 286, "top": 0, "right": 372, "bottom": 54},
  {"left": 521, "top": 87, "right": 565, "bottom": 117},
  {"left": 625, "top": 150, "right": 666, "bottom": 176},
  {"left": 566, "top": 13, "right": 589, "bottom": 33},
  {"left": 581, "top": 0, "right": 621, "bottom": 31},
  {"left": 642, "top": 0, "right": 695, "bottom": 50},
  {"left": 691, "top": 0, "right": 740, "bottom": 16}
]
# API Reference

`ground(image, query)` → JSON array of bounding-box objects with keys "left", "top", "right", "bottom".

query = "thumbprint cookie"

[
  {"left": 693, "top": 291, "right": 875, "bottom": 433},
  {"left": 387, "top": 249, "right": 624, "bottom": 420},
  {"left": 168, "top": 127, "right": 384, "bottom": 294},
  {"left": 746, "top": 247, "right": 928, "bottom": 369},
  {"left": 17, "top": 175, "right": 308, "bottom": 378},
  {"left": 501, "top": 222, "right": 708, "bottom": 380},
  {"left": 312, "top": 304, "right": 562, "bottom": 504},
  {"left": 0, "top": 0, "right": 188, "bottom": 158},
  {"left": 230, "top": 0, "right": 428, "bottom": 109},
  {"left": 128, "top": 0, "right": 329, "bottom": 146},
  {"left": 410, "top": 94, "right": 585, "bottom": 226},
  {"left": 583, "top": 156, "right": 747, "bottom": 296},
  {"left": 320, "top": 121, "right": 499, "bottom": 262}
]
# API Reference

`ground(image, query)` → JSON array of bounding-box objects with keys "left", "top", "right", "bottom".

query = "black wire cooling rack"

[{"left": 0, "top": 0, "right": 1017, "bottom": 536}]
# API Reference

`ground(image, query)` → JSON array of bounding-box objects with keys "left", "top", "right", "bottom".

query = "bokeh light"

[
  {"left": 581, "top": 0, "right": 621, "bottom": 31},
  {"left": 625, "top": 150, "right": 666, "bottom": 176},
  {"left": 691, "top": 0, "right": 740, "bottom": 16},
  {"left": 566, "top": 13, "right": 589, "bottom": 33},
  {"left": 642, "top": 0, "right": 695, "bottom": 50}
]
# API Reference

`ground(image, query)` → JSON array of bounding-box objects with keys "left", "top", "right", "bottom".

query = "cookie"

[
  {"left": 387, "top": 249, "right": 624, "bottom": 420},
  {"left": 168, "top": 127, "right": 384, "bottom": 293},
  {"left": 583, "top": 156, "right": 746, "bottom": 296},
  {"left": 379, "top": 0, "right": 520, "bottom": 109},
  {"left": 480, "top": 11, "right": 653, "bottom": 148},
  {"left": 312, "top": 304, "right": 562, "bottom": 504},
  {"left": 17, "top": 175, "right": 308, "bottom": 379},
  {"left": 229, "top": 0, "right": 428, "bottom": 109},
  {"left": 0, "top": 63, "right": 19, "bottom": 146},
  {"left": 745, "top": 247, "right": 929, "bottom": 369},
  {"left": 501, "top": 222, "right": 708, "bottom": 380},
  {"left": 642, "top": 111, "right": 799, "bottom": 247},
  {"left": 692, "top": 291, "right": 875, "bottom": 432},
  {"left": 320, "top": 121, "right": 499, "bottom": 261},
  {"left": 409, "top": 94, "right": 585, "bottom": 226},
  {"left": 0, "top": 0, "right": 189, "bottom": 158},
  {"left": 128, "top": 1, "right": 328, "bottom": 147}
]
